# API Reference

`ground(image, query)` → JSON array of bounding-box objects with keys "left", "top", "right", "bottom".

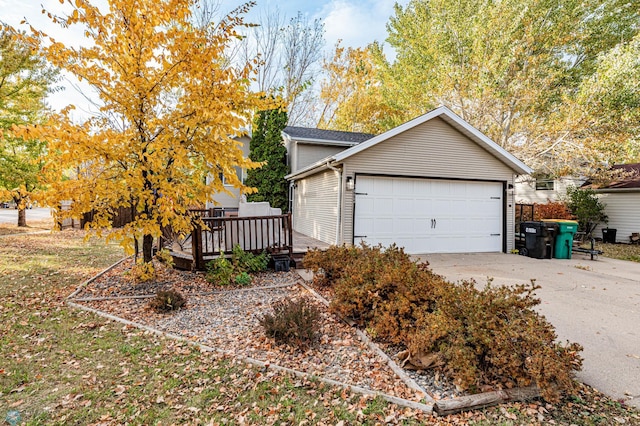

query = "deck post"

[
  {"left": 192, "top": 221, "right": 204, "bottom": 271},
  {"left": 286, "top": 213, "right": 293, "bottom": 257}
]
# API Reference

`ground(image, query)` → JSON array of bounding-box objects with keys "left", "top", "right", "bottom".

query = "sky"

[{"left": 1, "top": 0, "right": 407, "bottom": 118}]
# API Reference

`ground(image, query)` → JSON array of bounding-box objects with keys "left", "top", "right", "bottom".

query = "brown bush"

[
  {"left": 303, "top": 245, "right": 364, "bottom": 287},
  {"left": 148, "top": 289, "right": 186, "bottom": 313},
  {"left": 308, "top": 244, "right": 583, "bottom": 402},
  {"left": 534, "top": 201, "right": 574, "bottom": 220},
  {"left": 259, "top": 298, "right": 320, "bottom": 349}
]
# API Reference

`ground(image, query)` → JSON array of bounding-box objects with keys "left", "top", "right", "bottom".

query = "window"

[
  {"left": 219, "top": 167, "right": 246, "bottom": 186},
  {"left": 535, "top": 179, "right": 555, "bottom": 190}
]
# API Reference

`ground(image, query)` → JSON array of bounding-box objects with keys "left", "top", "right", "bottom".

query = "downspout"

[{"left": 326, "top": 161, "right": 342, "bottom": 245}]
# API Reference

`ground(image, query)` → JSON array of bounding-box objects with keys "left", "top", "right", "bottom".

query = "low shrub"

[
  {"left": 128, "top": 260, "right": 156, "bottom": 283},
  {"left": 205, "top": 245, "right": 269, "bottom": 286},
  {"left": 259, "top": 298, "right": 320, "bottom": 349},
  {"left": 409, "top": 280, "right": 583, "bottom": 400},
  {"left": 206, "top": 256, "right": 234, "bottom": 285},
  {"left": 148, "top": 289, "right": 186, "bottom": 313},
  {"left": 533, "top": 201, "right": 574, "bottom": 220},
  {"left": 304, "top": 244, "right": 375, "bottom": 287},
  {"left": 154, "top": 248, "right": 175, "bottom": 268},
  {"left": 231, "top": 244, "right": 269, "bottom": 273},
  {"left": 309, "top": 243, "right": 583, "bottom": 402},
  {"left": 234, "top": 271, "right": 252, "bottom": 286}
]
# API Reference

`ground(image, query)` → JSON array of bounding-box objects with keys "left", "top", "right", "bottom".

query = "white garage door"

[{"left": 354, "top": 176, "right": 503, "bottom": 253}]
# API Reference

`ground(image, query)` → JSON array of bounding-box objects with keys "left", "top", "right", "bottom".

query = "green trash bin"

[{"left": 544, "top": 219, "right": 579, "bottom": 259}]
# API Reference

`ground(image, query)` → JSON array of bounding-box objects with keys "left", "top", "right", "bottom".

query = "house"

[
  {"left": 205, "top": 134, "right": 251, "bottom": 211},
  {"left": 588, "top": 163, "right": 640, "bottom": 243},
  {"left": 282, "top": 126, "right": 374, "bottom": 173},
  {"left": 515, "top": 175, "right": 586, "bottom": 204},
  {"left": 285, "top": 106, "right": 532, "bottom": 254}
]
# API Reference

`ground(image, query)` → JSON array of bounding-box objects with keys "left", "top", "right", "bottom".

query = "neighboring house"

[
  {"left": 206, "top": 134, "right": 251, "bottom": 210},
  {"left": 285, "top": 106, "right": 532, "bottom": 254},
  {"left": 587, "top": 163, "right": 640, "bottom": 243},
  {"left": 514, "top": 175, "right": 586, "bottom": 204}
]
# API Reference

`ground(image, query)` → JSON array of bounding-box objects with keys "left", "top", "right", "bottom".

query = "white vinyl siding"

[
  {"left": 292, "top": 169, "right": 340, "bottom": 244},
  {"left": 597, "top": 191, "right": 640, "bottom": 242},
  {"left": 341, "top": 117, "right": 515, "bottom": 251},
  {"left": 515, "top": 176, "right": 585, "bottom": 204}
]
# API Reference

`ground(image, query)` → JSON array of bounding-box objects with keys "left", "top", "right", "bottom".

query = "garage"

[
  {"left": 286, "top": 106, "right": 532, "bottom": 254},
  {"left": 353, "top": 176, "right": 503, "bottom": 253}
]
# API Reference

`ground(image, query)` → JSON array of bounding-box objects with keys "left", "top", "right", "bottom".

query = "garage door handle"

[
  {"left": 354, "top": 235, "right": 367, "bottom": 238},
  {"left": 490, "top": 233, "right": 500, "bottom": 236},
  {"left": 431, "top": 219, "right": 437, "bottom": 228}
]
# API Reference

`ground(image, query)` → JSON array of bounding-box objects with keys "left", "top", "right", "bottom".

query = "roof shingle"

[{"left": 283, "top": 126, "right": 375, "bottom": 144}]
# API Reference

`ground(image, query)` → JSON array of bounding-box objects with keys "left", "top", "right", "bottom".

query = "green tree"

[
  {"left": 565, "top": 186, "right": 608, "bottom": 237},
  {"left": 573, "top": 34, "right": 640, "bottom": 166},
  {"left": 21, "top": 0, "right": 269, "bottom": 264},
  {"left": 0, "top": 26, "right": 56, "bottom": 226},
  {"left": 372, "top": 0, "right": 639, "bottom": 174},
  {"left": 245, "top": 108, "right": 289, "bottom": 211}
]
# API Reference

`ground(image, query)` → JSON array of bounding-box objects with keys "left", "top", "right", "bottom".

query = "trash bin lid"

[{"left": 542, "top": 219, "right": 578, "bottom": 233}]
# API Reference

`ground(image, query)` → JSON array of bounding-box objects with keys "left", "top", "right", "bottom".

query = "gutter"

[{"left": 325, "top": 161, "right": 343, "bottom": 246}]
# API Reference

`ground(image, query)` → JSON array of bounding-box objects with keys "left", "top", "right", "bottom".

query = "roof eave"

[{"left": 285, "top": 157, "right": 337, "bottom": 181}]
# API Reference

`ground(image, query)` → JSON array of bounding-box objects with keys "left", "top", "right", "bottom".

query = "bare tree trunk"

[
  {"left": 17, "top": 207, "right": 27, "bottom": 227},
  {"left": 142, "top": 234, "right": 154, "bottom": 263}
]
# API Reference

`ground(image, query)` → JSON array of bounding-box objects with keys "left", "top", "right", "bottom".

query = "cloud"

[{"left": 315, "top": 0, "right": 405, "bottom": 50}]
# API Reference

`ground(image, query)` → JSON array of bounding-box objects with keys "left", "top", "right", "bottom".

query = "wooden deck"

[
  {"left": 168, "top": 213, "right": 331, "bottom": 270},
  {"left": 293, "top": 231, "right": 331, "bottom": 253}
]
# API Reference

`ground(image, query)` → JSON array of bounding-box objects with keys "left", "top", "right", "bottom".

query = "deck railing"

[{"left": 191, "top": 213, "right": 293, "bottom": 270}]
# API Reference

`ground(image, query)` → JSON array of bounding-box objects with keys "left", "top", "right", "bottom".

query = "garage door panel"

[{"left": 354, "top": 176, "right": 503, "bottom": 254}]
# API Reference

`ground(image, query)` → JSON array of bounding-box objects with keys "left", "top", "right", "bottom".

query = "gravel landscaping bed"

[{"left": 72, "top": 260, "right": 427, "bottom": 402}]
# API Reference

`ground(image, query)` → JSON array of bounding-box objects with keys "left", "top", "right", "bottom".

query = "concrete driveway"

[{"left": 416, "top": 252, "right": 640, "bottom": 409}]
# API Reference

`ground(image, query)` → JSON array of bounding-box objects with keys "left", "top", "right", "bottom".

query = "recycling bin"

[
  {"left": 544, "top": 219, "right": 579, "bottom": 259},
  {"left": 520, "top": 221, "right": 557, "bottom": 259},
  {"left": 602, "top": 228, "right": 617, "bottom": 244}
]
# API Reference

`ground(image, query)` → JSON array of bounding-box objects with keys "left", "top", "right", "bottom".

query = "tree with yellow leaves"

[
  {"left": 317, "top": 42, "right": 395, "bottom": 134},
  {"left": 21, "top": 0, "right": 269, "bottom": 263},
  {"left": 0, "top": 26, "right": 57, "bottom": 227}
]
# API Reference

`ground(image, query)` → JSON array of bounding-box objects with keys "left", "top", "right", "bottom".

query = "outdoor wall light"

[{"left": 346, "top": 176, "right": 354, "bottom": 190}]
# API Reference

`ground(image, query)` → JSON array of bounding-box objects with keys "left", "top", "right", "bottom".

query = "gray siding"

[
  {"left": 296, "top": 143, "right": 349, "bottom": 172},
  {"left": 293, "top": 169, "right": 340, "bottom": 244},
  {"left": 597, "top": 191, "right": 640, "bottom": 242},
  {"left": 341, "top": 117, "right": 516, "bottom": 251}
]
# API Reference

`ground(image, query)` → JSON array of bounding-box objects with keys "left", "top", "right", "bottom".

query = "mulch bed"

[{"left": 71, "top": 260, "right": 424, "bottom": 402}]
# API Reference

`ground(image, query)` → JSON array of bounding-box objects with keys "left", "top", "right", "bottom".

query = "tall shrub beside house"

[
  {"left": 245, "top": 108, "right": 290, "bottom": 211},
  {"left": 564, "top": 186, "right": 608, "bottom": 237}
]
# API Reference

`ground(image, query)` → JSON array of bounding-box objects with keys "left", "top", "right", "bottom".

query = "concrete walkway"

[{"left": 416, "top": 252, "right": 640, "bottom": 408}]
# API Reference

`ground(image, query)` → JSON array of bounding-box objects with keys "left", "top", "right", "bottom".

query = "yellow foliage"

[
  {"left": 128, "top": 259, "right": 156, "bottom": 283},
  {"left": 18, "top": 0, "right": 273, "bottom": 261}
]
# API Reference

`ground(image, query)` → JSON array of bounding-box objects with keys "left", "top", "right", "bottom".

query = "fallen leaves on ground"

[{"left": 1, "top": 231, "right": 639, "bottom": 425}]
